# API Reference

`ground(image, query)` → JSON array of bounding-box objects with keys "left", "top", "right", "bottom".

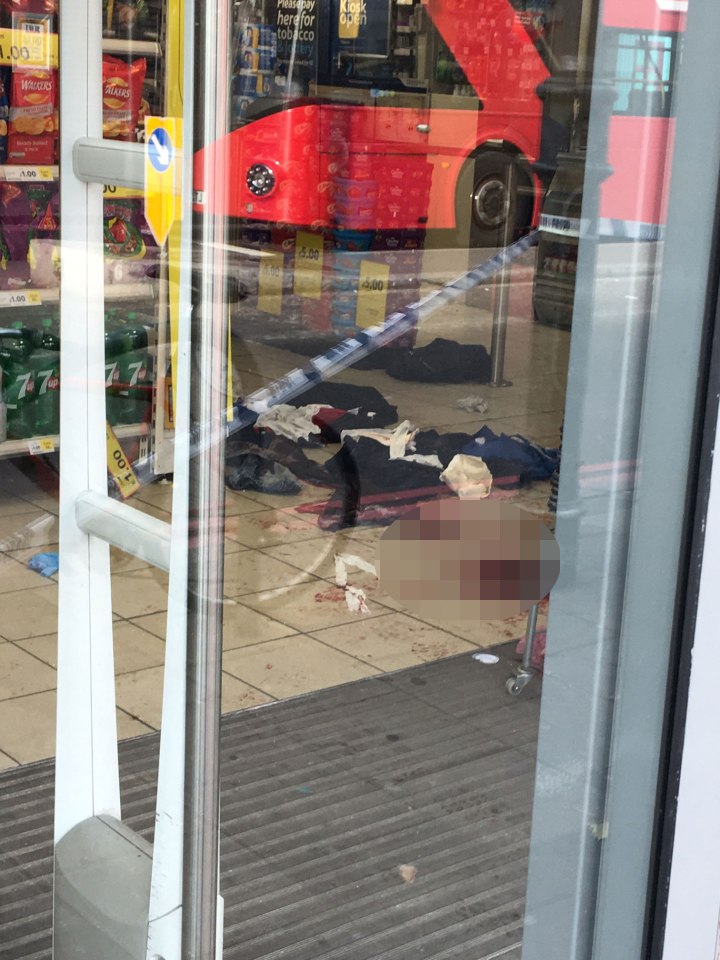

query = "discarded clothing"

[
  {"left": 384, "top": 338, "right": 491, "bottom": 384},
  {"left": 225, "top": 432, "right": 330, "bottom": 486},
  {"left": 286, "top": 381, "right": 398, "bottom": 438},
  {"left": 323, "top": 436, "right": 445, "bottom": 497},
  {"left": 463, "top": 426, "right": 559, "bottom": 485},
  {"left": 440, "top": 454, "right": 493, "bottom": 499},
  {"left": 255, "top": 403, "right": 327, "bottom": 442},
  {"left": 28, "top": 551, "right": 59, "bottom": 577},
  {"left": 340, "top": 420, "right": 418, "bottom": 459},
  {"left": 225, "top": 450, "right": 301, "bottom": 495}
]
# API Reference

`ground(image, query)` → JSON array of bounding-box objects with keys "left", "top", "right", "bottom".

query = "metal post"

[
  {"left": 182, "top": 0, "right": 232, "bottom": 953},
  {"left": 506, "top": 602, "right": 538, "bottom": 696},
  {"left": 489, "top": 160, "right": 516, "bottom": 387}
]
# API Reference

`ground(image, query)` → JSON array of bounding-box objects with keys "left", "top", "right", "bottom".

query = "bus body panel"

[{"left": 194, "top": 0, "right": 549, "bottom": 230}]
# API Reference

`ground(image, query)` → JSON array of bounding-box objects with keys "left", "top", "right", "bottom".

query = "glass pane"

[{"left": 0, "top": 0, "right": 714, "bottom": 955}]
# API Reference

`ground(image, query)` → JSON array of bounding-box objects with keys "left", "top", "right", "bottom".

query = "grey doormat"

[{"left": 0, "top": 645, "right": 540, "bottom": 960}]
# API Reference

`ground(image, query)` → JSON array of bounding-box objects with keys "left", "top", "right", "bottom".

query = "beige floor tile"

[
  {"left": 240, "top": 578, "right": 393, "bottom": 632},
  {"left": 15, "top": 490, "right": 60, "bottom": 515},
  {"left": 0, "top": 643, "right": 56, "bottom": 698},
  {"left": 261, "top": 533, "right": 372, "bottom": 581},
  {"left": 0, "top": 689, "right": 56, "bottom": 762},
  {"left": 110, "top": 547, "right": 155, "bottom": 576},
  {"left": 0, "top": 553, "right": 55, "bottom": 594},
  {"left": 239, "top": 482, "right": 332, "bottom": 511},
  {"left": 221, "top": 601, "right": 299, "bottom": 649},
  {"left": 115, "top": 664, "right": 272, "bottom": 728},
  {"left": 220, "top": 672, "right": 275, "bottom": 714},
  {"left": 222, "top": 634, "right": 379, "bottom": 699},
  {"left": 132, "top": 501, "right": 172, "bottom": 523},
  {"left": 0, "top": 494, "right": 47, "bottom": 518},
  {"left": 310, "top": 613, "right": 476, "bottom": 671},
  {"left": 117, "top": 707, "right": 154, "bottom": 740},
  {"left": 113, "top": 622, "right": 167, "bottom": 674},
  {"left": 14, "top": 632, "right": 56, "bottom": 666},
  {"left": 0, "top": 585, "right": 58, "bottom": 640},
  {"left": 223, "top": 549, "right": 315, "bottom": 597},
  {"left": 0, "top": 510, "right": 59, "bottom": 551},
  {"left": 0, "top": 749, "right": 18, "bottom": 769},
  {"left": 225, "top": 509, "right": 323, "bottom": 549},
  {"left": 115, "top": 666, "right": 164, "bottom": 729},
  {"left": 111, "top": 567, "right": 168, "bottom": 619},
  {"left": 134, "top": 479, "right": 175, "bottom": 511},
  {"left": 224, "top": 491, "right": 270, "bottom": 517},
  {"left": 130, "top": 601, "right": 297, "bottom": 650},
  {"left": 422, "top": 610, "right": 546, "bottom": 646}
]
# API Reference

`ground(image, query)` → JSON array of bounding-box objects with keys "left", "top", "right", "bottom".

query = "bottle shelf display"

[{"left": 0, "top": 0, "right": 167, "bottom": 459}]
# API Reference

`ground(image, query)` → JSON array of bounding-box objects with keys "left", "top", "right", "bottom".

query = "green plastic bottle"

[
  {"left": 105, "top": 311, "right": 130, "bottom": 426},
  {"left": 117, "top": 311, "right": 151, "bottom": 424},
  {"left": 30, "top": 345, "right": 60, "bottom": 436},
  {"left": 0, "top": 322, "right": 36, "bottom": 439}
]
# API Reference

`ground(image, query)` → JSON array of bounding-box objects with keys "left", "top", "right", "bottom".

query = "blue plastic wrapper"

[{"left": 28, "top": 551, "right": 59, "bottom": 577}]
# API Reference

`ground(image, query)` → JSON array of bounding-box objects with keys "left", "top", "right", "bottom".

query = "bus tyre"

[{"left": 455, "top": 151, "right": 533, "bottom": 248}]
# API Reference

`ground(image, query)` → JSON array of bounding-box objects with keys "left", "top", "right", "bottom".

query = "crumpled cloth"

[
  {"left": 256, "top": 403, "right": 327, "bottom": 442},
  {"left": 28, "top": 551, "right": 59, "bottom": 577},
  {"left": 440, "top": 454, "right": 493, "bottom": 499}
]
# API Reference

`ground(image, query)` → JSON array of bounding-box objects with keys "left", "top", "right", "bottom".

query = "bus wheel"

[{"left": 455, "top": 151, "right": 533, "bottom": 247}]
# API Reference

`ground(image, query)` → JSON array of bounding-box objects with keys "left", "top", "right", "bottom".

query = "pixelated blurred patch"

[{"left": 377, "top": 499, "right": 559, "bottom": 621}]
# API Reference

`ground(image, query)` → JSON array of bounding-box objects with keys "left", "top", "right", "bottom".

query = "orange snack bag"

[
  {"left": 102, "top": 55, "right": 147, "bottom": 141},
  {"left": 8, "top": 69, "right": 57, "bottom": 164}
]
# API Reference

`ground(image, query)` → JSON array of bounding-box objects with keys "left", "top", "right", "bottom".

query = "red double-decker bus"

[
  {"left": 599, "top": 0, "right": 687, "bottom": 238},
  {"left": 194, "top": 0, "right": 551, "bottom": 245}
]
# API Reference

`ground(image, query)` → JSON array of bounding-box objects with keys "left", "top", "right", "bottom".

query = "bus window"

[{"left": 609, "top": 30, "right": 678, "bottom": 117}]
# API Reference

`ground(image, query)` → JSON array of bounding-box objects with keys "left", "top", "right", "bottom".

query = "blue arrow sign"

[{"left": 147, "top": 126, "right": 173, "bottom": 173}]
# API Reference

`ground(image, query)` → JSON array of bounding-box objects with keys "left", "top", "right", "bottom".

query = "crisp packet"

[
  {"left": 102, "top": 55, "right": 147, "bottom": 141},
  {"left": 8, "top": 69, "right": 57, "bottom": 164}
]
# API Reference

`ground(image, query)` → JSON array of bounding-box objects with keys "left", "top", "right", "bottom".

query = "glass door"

[{"left": 1, "top": 0, "right": 718, "bottom": 957}]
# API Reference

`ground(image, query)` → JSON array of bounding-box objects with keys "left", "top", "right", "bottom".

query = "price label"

[
  {"left": 0, "top": 290, "right": 42, "bottom": 307},
  {"left": 28, "top": 437, "right": 55, "bottom": 455},
  {"left": 293, "top": 231, "right": 324, "bottom": 299},
  {"left": 4, "top": 166, "right": 55, "bottom": 182},
  {"left": 257, "top": 249, "right": 284, "bottom": 316},
  {"left": 0, "top": 25, "right": 57, "bottom": 67},
  {"left": 103, "top": 184, "right": 143, "bottom": 199},
  {"left": 356, "top": 260, "right": 390, "bottom": 329},
  {"left": 106, "top": 423, "right": 140, "bottom": 500}
]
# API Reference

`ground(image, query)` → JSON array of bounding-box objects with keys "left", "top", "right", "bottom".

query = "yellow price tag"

[
  {"left": 257, "top": 249, "right": 284, "bottom": 315},
  {"left": 293, "top": 231, "right": 324, "bottom": 299},
  {"left": 106, "top": 423, "right": 140, "bottom": 500},
  {"left": 104, "top": 184, "right": 143, "bottom": 199},
  {"left": 356, "top": 260, "right": 390, "bottom": 328},
  {"left": 0, "top": 289, "right": 41, "bottom": 307},
  {"left": 0, "top": 25, "right": 58, "bottom": 68},
  {"left": 4, "top": 166, "right": 55, "bottom": 182},
  {"left": 28, "top": 437, "right": 55, "bottom": 455}
]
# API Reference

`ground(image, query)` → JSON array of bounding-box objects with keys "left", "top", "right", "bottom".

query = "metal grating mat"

[{"left": 0, "top": 646, "right": 540, "bottom": 960}]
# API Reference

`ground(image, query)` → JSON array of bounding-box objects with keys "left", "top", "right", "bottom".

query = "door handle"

[{"left": 416, "top": 123, "right": 430, "bottom": 133}]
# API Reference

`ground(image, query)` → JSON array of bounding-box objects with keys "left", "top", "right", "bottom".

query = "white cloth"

[{"left": 440, "top": 454, "right": 493, "bottom": 499}]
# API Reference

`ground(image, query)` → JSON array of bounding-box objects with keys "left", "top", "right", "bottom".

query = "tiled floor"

[{"left": 0, "top": 247, "right": 567, "bottom": 768}]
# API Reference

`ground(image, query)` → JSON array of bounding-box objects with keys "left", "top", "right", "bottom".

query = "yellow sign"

[
  {"left": 106, "top": 423, "right": 140, "bottom": 499},
  {"left": 356, "top": 260, "right": 390, "bottom": 328},
  {"left": 293, "top": 231, "right": 324, "bottom": 299},
  {"left": 144, "top": 117, "right": 180, "bottom": 247},
  {"left": 0, "top": 26, "right": 57, "bottom": 67},
  {"left": 257, "top": 249, "right": 284, "bottom": 315},
  {"left": 338, "top": 0, "right": 362, "bottom": 38}
]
